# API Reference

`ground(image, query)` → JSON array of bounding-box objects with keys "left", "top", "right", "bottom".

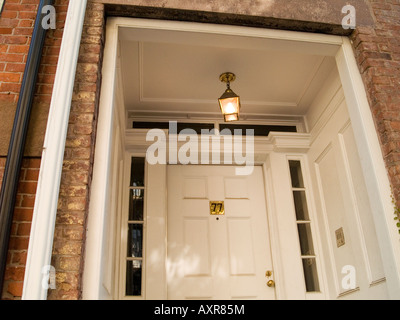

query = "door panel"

[
  {"left": 167, "top": 165, "right": 275, "bottom": 300},
  {"left": 308, "top": 98, "right": 388, "bottom": 299},
  {"left": 183, "top": 218, "right": 211, "bottom": 276},
  {"left": 227, "top": 218, "right": 255, "bottom": 275}
]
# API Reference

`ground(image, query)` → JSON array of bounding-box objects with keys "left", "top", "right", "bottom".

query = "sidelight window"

[
  {"left": 289, "top": 160, "right": 320, "bottom": 293},
  {"left": 125, "top": 157, "right": 145, "bottom": 296}
]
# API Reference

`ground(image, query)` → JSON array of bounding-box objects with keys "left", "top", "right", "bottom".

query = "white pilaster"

[{"left": 22, "top": 0, "right": 88, "bottom": 300}]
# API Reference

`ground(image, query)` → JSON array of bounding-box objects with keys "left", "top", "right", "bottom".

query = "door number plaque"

[{"left": 210, "top": 201, "right": 225, "bottom": 216}]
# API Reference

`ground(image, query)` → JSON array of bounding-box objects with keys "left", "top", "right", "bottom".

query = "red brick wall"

[
  {"left": 36, "top": 0, "right": 68, "bottom": 104},
  {"left": 0, "top": 0, "right": 68, "bottom": 299},
  {"left": 0, "top": 0, "right": 68, "bottom": 120},
  {"left": 351, "top": 0, "right": 400, "bottom": 207},
  {"left": 0, "top": 157, "right": 40, "bottom": 300},
  {"left": 0, "top": 0, "right": 40, "bottom": 300},
  {"left": 0, "top": 0, "right": 39, "bottom": 104}
]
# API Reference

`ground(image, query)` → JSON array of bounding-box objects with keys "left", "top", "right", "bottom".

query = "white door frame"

[
  {"left": 81, "top": 18, "right": 400, "bottom": 299},
  {"left": 122, "top": 129, "right": 317, "bottom": 300}
]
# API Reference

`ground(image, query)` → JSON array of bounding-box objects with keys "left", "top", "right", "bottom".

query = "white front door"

[{"left": 166, "top": 165, "right": 275, "bottom": 300}]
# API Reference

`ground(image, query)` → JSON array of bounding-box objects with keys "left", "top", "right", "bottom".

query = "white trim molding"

[
  {"left": 22, "top": 0, "right": 88, "bottom": 300},
  {"left": 81, "top": 18, "right": 120, "bottom": 300},
  {"left": 335, "top": 37, "right": 400, "bottom": 299}
]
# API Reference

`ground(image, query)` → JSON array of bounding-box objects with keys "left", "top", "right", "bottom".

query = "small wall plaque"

[
  {"left": 210, "top": 201, "right": 225, "bottom": 216},
  {"left": 335, "top": 227, "right": 345, "bottom": 248}
]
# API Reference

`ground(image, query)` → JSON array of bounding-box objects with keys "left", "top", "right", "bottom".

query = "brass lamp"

[{"left": 218, "top": 72, "right": 241, "bottom": 122}]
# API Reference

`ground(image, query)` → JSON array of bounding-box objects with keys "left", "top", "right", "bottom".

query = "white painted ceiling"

[{"left": 118, "top": 27, "right": 337, "bottom": 120}]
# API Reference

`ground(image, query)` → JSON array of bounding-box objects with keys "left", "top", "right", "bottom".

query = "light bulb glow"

[
  {"left": 218, "top": 75, "right": 241, "bottom": 122},
  {"left": 225, "top": 102, "right": 236, "bottom": 114}
]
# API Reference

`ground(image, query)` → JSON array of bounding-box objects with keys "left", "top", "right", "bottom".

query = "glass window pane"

[
  {"left": 126, "top": 260, "right": 142, "bottom": 296},
  {"left": 219, "top": 124, "right": 297, "bottom": 136},
  {"left": 130, "top": 157, "right": 145, "bottom": 187},
  {"left": 289, "top": 160, "right": 304, "bottom": 188},
  {"left": 293, "top": 191, "right": 310, "bottom": 221},
  {"left": 132, "top": 122, "right": 216, "bottom": 135},
  {"left": 127, "top": 224, "right": 143, "bottom": 258},
  {"left": 129, "top": 189, "right": 144, "bottom": 221},
  {"left": 297, "top": 223, "right": 315, "bottom": 256},
  {"left": 302, "top": 258, "right": 320, "bottom": 292}
]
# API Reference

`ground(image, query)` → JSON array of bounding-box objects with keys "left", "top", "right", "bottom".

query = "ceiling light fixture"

[{"left": 218, "top": 72, "right": 241, "bottom": 122}]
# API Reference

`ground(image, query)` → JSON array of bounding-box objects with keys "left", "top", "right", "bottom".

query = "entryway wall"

[{"left": 305, "top": 66, "right": 388, "bottom": 299}]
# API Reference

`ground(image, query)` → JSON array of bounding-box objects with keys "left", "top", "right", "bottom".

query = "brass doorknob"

[{"left": 265, "top": 270, "right": 275, "bottom": 287}]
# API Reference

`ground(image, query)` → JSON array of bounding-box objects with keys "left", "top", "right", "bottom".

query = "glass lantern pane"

[
  {"left": 219, "top": 97, "right": 240, "bottom": 115},
  {"left": 127, "top": 224, "right": 143, "bottom": 258},
  {"left": 130, "top": 157, "right": 145, "bottom": 187},
  {"left": 126, "top": 260, "right": 142, "bottom": 296},
  {"left": 224, "top": 113, "right": 239, "bottom": 122}
]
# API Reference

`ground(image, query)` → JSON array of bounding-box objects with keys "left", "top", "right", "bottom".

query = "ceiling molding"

[
  {"left": 125, "top": 129, "right": 311, "bottom": 156},
  {"left": 119, "top": 18, "right": 342, "bottom": 129}
]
